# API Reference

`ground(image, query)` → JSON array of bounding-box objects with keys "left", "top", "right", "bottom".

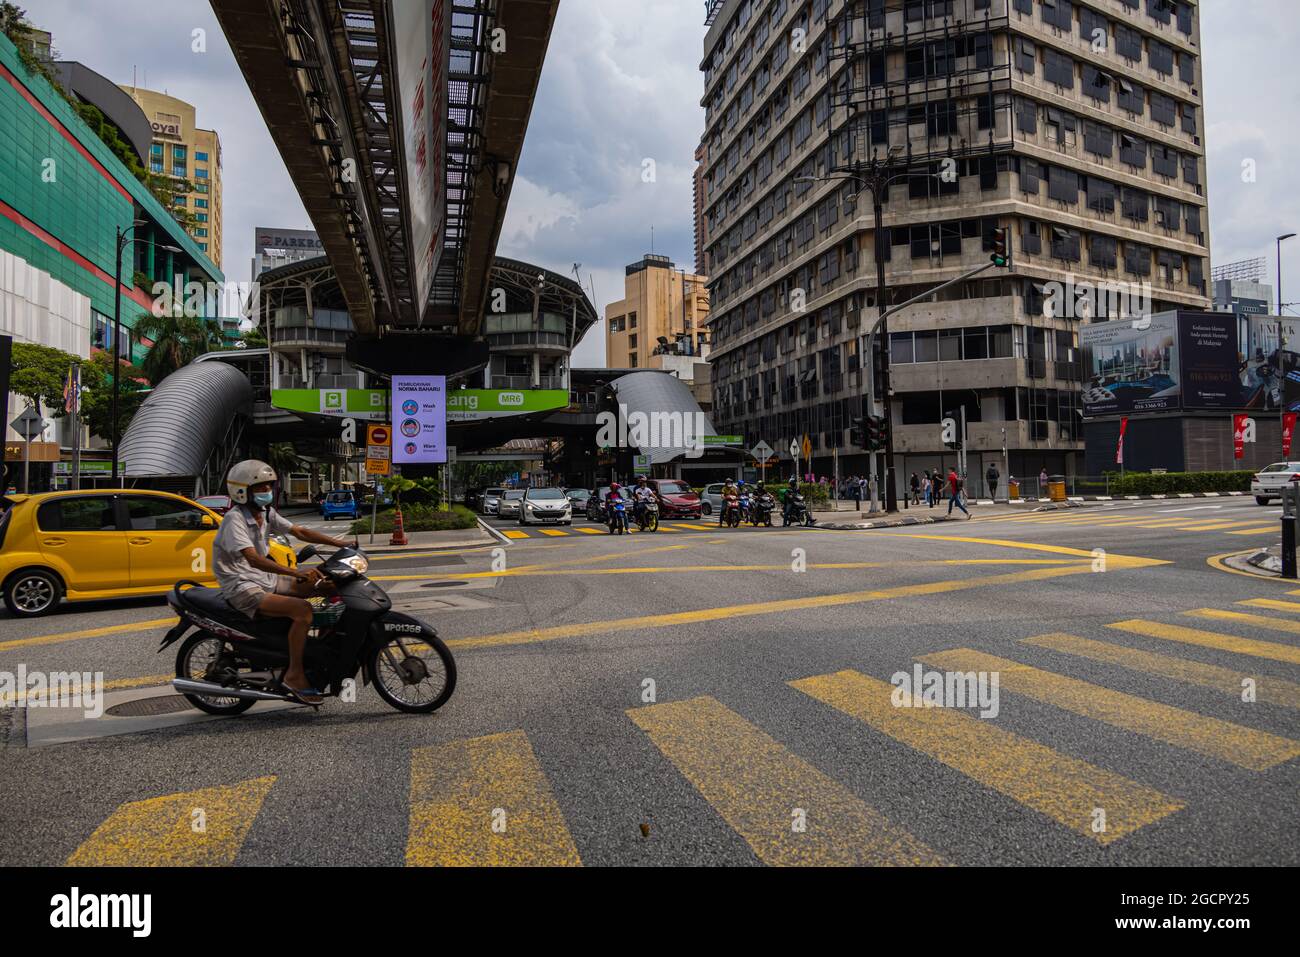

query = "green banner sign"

[{"left": 272, "top": 388, "right": 569, "bottom": 423}]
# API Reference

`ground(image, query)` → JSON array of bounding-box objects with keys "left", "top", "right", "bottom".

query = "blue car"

[{"left": 321, "top": 490, "right": 359, "bottom": 521}]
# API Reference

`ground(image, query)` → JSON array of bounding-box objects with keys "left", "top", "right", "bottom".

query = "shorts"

[{"left": 225, "top": 577, "right": 294, "bottom": 619}]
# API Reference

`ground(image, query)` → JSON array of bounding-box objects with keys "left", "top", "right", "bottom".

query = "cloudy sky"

[{"left": 30, "top": 0, "right": 1300, "bottom": 367}]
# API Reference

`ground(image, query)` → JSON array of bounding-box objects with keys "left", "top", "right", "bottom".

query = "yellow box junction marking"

[
  {"left": 919, "top": 649, "right": 1300, "bottom": 771},
  {"left": 790, "top": 669, "right": 1182, "bottom": 845},
  {"left": 1185, "top": 607, "right": 1300, "bottom": 637},
  {"left": 628, "top": 696, "right": 942, "bottom": 866},
  {"left": 67, "top": 776, "right": 276, "bottom": 866},
  {"left": 407, "top": 730, "right": 581, "bottom": 867},
  {"left": 1108, "top": 620, "right": 1300, "bottom": 666},
  {"left": 1022, "top": 633, "right": 1300, "bottom": 710}
]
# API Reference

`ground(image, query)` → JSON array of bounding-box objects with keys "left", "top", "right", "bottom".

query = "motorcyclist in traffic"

[
  {"left": 719, "top": 477, "right": 739, "bottom": 526},
  {"left": 214, "top": 460, "right": 356, "bottom": 704},
  {"left": 632, "top": 476, "right": 656, "bottom": 526},
  {"left": 780, "top": 477, "right": 800, "bottom": 525},
  {"left": 607, "top": 481, "right": 629, "bottom": 533}
]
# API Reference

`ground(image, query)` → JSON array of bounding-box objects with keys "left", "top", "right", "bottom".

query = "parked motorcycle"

[
  {"left": 751, "top": 491, "right": 776, "bottom": 527},
  {"left": 160, "top": 545, "right": 456, "bottom": 715},
  {"left": 635, "top": 498, "right": 660, "bottom": 532},
  {"left": 608, "top": 498, "right": 629, "bottom": 534},
  {"left": 782, "top": 492, "right": 816, "bottom": 527}
]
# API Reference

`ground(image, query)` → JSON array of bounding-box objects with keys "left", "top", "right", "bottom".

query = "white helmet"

[{"left": 227, "top": 459, "right": 277, "bottom": 504}]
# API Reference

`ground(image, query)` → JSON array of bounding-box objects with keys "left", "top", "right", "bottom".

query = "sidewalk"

[{"left": 810, "top": 497, "right": 1090, "bottom": 530}]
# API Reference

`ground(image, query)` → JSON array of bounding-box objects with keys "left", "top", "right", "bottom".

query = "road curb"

[{"left": 476, "top": 517, "right": 513, "bottom": 547}]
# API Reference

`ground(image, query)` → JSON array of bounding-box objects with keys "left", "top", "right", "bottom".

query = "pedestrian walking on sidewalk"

[
  {"left": 947, "top": 468, "right": 971, "bottom": 518},
  {"left": 986, "top": 463, "right": 1000, "bottom": 502},
  {"left": 852, "top": 476, "right": 862, "bottom": 508},
  {"left": 909, "top": 472, "right": 921, "bottom": 505}
]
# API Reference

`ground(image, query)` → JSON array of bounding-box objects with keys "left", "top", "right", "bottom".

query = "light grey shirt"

[{"left": 214, "top": 505, "right": 294, "bottom": 602}]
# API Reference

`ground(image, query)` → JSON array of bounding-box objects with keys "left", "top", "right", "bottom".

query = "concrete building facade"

[
  {"left": 605, "top": 254, "right": 711, "bottom": 370},
  {"left": 699, "top": 0, "right": 1209, "bottom": 494},
  {"left": 120, "top": 86, "right": 223, "bottom": 267}
]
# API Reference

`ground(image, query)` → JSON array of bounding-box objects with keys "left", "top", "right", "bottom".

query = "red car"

[{"left": 649, "top": 479, "right": 702, "bottom": 519}]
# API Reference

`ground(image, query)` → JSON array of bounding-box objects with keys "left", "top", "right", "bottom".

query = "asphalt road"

[{"left": 1, "top": 497, "right": 1296, "bottom": 866}]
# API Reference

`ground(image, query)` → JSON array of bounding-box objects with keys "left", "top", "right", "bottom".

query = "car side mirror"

[
  {"left": 200, "top": 514, "right": 217, "bottom": 528},
  {"left": 296, "top": 545, "right": 318, "bottom": 563}
]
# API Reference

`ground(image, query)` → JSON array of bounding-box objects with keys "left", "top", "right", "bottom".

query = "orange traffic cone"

[{"left": 389, "top": 506, "right": 409, "bottom": 546}]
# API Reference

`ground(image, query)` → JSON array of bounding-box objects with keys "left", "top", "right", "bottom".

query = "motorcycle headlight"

[
  {"left": 339, "top": 554, "right": 369, "bottom": 575},
  {"left": 271, "top": 533, "right": 291, "bottom": 548}
]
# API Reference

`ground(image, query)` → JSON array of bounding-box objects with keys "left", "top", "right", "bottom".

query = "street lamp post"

[
  {"left": 110, "top": 222, "right": 181, "bottom": 482},
  {"left": 1278, "top": 232, "right": 1297, "bottom": 457}
]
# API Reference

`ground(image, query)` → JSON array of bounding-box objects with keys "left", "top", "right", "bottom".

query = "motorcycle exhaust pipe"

[{"left": 172, "top": 678, "right": 292, "bottom": 702}]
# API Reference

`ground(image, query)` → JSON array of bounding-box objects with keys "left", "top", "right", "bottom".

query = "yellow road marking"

[
  {"left": 1226, "top": 526, "right": 1280, "bottom": 535},
  {"left": 67, "top": 776, "right": 276, "bottom": 866},
  {"left": 0, "top": 617, "right": 177, "bottom": 654},
  {"left": 1022, "top": 633, "right": 1300, "bottom": 710},
  {"left": 1172, "top": 521, "right": 1272, "bottom": 531},
  {"left": 877, "top": 532, "right": 1165, "bottom": 565},
  {"left": 920, "top": 649, "right": 1300, "bottom": 771},
  {"left": 790, "top": 669, "right": 1181, "bottom": 845},
  {"left": 537, "top": 529, "right": 569, "bottom": 537},
  {"left": 1239, "top": 598, "right": 1300, "bottom": 614},
  {"left": 446, "top": 559, "right": 1139, "bottom": 651},
  {"left": 1, "top": 672, "right": 172, "bottom": 708},
  {"left": 574, "top": 526, "right": 604, "bottom": 534},
  {"left": 1185, "top": 607, "right": 1300, "bottom": 636},
  {"left": 672, "top": 523, "right": 716, "bottom": 530},
  {"left": 628, "top": 696, "right": 942, "bottom": 866},
  {"left": 1108, "top": 619, "right": 1300, "bottom": 666},
  {"left": 502, "top": 530, "right": 529, "bottom": 539},
  {"left": 407, "top": 730, "right": 580, "bottom": 867}
]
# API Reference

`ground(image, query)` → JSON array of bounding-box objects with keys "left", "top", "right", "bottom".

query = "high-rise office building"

[
  {"left": 252, "top": 226, "right": 325, "bottom": 279},
  {"left": 694, "top": 142, "right": 711, "bottom": 275},
  {"left": 605, "top": 255, "right": 711, "bottom": 370},
  {"left": 700, "top": 0, "right": 1209, "bottom": 492},
  {"left": 120, "top": 86, "right": 223, "bottom": 267}
]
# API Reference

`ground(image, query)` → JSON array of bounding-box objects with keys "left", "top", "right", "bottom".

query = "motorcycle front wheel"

[
  {"left": 175, "top": 632, "right": 257, "bottom": 716},
  {"left": 369, "top": 632, "right": 456, "bottom": 714}
]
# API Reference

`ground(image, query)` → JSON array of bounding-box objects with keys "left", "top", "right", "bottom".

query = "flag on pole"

[
  {"left": 63, "top": 363, "right": 81, "bottom": 415},
  {"left": 1116, "top": 416, "right": 1128, "bottom": 465}
]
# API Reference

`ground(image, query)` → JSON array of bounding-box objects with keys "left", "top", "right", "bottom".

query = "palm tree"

[{"left": 132, "top": 311, "right": 224, "bottom": 384}]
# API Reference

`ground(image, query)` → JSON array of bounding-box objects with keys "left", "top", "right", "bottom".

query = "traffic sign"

[
  {"left": 800, "top": 434, "right": 812, "bottom": 461},
  {"left": 367, "top": 424, "right": 391, "bottom": 447},
  {"left": 366, "top": 458, "right": 391, "bottom": 476},
  {"left": 365, "top": 446, "right": 389, "bottom": 461},
  {"left": 789, "top": 438, "right": 800, "bottom": 459},
  {"left": 750, "top": 440, "right": 775, "bottom": 463},
  {"left": 11, "top": 407, "right": 44, "bottom": 441}
]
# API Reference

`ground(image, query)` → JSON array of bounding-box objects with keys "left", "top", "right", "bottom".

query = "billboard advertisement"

[
  {"left": 1177, "top": 313, "right": 1240, "bottom": 409},
  {"left": 1080, "top": 313, "right": 1180, "bottom": 415},
  {"left": 391, "top": 0, "right": 451, "bottom": 322},
  {"left": 391, "top": 375, "right": 447, "bottom": 464},
  {"left": 1243, "top": 315, "right": 1300, "bottom": 413}
]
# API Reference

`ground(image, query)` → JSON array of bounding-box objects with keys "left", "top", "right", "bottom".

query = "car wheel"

[
  {"left": 1256, "top": 496, "right": 1271, "bottom": 506},
  {"left": 701, "top": 502, "right": 712, "bottom": 515},
  {"left": 3, "top": 568, "right": 64, "bottom": 617}
]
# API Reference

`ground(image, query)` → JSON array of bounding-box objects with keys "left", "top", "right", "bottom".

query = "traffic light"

[
  {"left": 990, "top": 227, "right": 1009, "bottom": 267},
  {"left": 865, "top": 415, "right": 887, "bottom": 452},
  {"left": 850, "top": 416, "right": 866, "bottom": 449}
]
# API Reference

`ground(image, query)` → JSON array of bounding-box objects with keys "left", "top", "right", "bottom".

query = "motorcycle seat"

[{"left": 176, "top": 584, "right": 291, "bottom": 635}]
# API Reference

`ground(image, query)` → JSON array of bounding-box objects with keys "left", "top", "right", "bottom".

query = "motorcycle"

[
  {"left": 160, "top": 545, "right": 456, "bottom": 715},
  {"left": 721, "top": 496, "right": 743, "bottom": 528},
  {"left": 751, "top": 492, "right": 776, "bottom": 527},
  {"left": 635, "top": 497, "right": 660, "bottom": 532},
  {"left": 608, "top": 498, "right": 629, "bottom": 534},
  {"left": 737, "top": 490, "right": 751, "bottom": 524},
  {"left": 782, "top": 491, "right": 816, "bottom": 527}
]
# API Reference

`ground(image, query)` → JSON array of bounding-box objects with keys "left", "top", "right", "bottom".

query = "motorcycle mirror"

[{"left": 296, "top": 545, "right": 318, "bottom": 563}]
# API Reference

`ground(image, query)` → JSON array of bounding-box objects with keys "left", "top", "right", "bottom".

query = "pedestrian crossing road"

[{"left": 48, "top": 594, "right": 1300, "bottom": 866}]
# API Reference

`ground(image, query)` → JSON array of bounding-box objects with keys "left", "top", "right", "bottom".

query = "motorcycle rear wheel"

[
  {"left": 369, "top": 632, "right": 456, "bottom": 713},
  {"left": 175, "top": 632, "right": 257, "bottom": 716}
]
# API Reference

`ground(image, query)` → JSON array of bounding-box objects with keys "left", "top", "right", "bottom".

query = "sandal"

[{"left": 281, "top": 683, "right": 325, "bottom": 705}]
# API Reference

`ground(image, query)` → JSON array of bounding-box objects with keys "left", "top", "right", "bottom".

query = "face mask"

[{"left": 253, "top": 491, "right": 274, "bottom": 507}]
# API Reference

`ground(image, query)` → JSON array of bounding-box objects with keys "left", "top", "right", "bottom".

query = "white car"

[
  {"left": 1251, "top": 462, "right": 1300, "bottom": 504},
  {"left": 519, "top": 486, "right": 572, "bottom": 525},
  {"left": 482, "top": 487, "right": 505, "bottom": 515},
  {"left": 699, "top": 483, "right": 725, "bottom": 516}
]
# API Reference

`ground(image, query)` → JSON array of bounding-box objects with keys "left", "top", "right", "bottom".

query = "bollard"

[{"left": 1283, "top": 483, "right": 1299, "bottom": 580}]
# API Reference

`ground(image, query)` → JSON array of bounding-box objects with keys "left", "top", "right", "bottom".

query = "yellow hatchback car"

[{"left": 0, "top": 489, "right": 296, "bottom": 617}]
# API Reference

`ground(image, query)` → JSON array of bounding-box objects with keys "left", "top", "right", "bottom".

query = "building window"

[
  {"left": 196, "top": 213, "right": 208, "bottom": 223},
  {"left": 196, "top": 228, "right": 209, "bottom": 237},
  {"left": 195, "top": 151, "right": 208, "bottom": 162},
  {"left": 195, "top": 168, "right": 209, "bottom": 179},
  {"left": 195, "top": 198, "right": 208, "bottom": 208}
]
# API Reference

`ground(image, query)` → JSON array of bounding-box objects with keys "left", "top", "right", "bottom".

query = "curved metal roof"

[
  {"left": 607, "top": 370, "right": 719, "bottom": 465},
  {"left": 121, "top": 361, "right": 253, "bottom": 477}
]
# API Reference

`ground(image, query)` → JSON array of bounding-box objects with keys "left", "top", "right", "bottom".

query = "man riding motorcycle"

[
  {"left": 780, "top": 477, "right": 800, "bottom": 525},
  {"left": 719, "top": 478, "right": 740, "bottom": 526},
  {"left": 632, "top": 476, "right": 656, "bottom": 526},
  {"left": 606, "top": 482, "right": 629, "bottom": 533},
  {"left": 214, "top": 459, "right": 355, "bottom": 704}
]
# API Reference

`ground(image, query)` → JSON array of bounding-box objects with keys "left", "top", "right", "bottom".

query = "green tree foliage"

[
  {"left": 240, "top": 325, "right": 268, "bottom": 349},
  {"left": 132, "top": 311, "right": 223, "bottom": 385},
  {"left": 77, "top": 349, "right": 148, "bottom": 442},
  {"left": 266, "top": 442, "right": 304, "bottom": 478},
  {"left": 8, "top": 341, "right": 76, "bottom": 412}
]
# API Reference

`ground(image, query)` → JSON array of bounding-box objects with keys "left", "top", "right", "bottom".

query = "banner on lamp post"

[
  {"left": 1284, "top": 413, "right": 1297, "bottom": 459},
  {"left": 1233, "top": 414, "right": 1255, "bottom": 460},
  {"left": 1116, "top": 417, "right": 1128, "bottom": 465}
]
